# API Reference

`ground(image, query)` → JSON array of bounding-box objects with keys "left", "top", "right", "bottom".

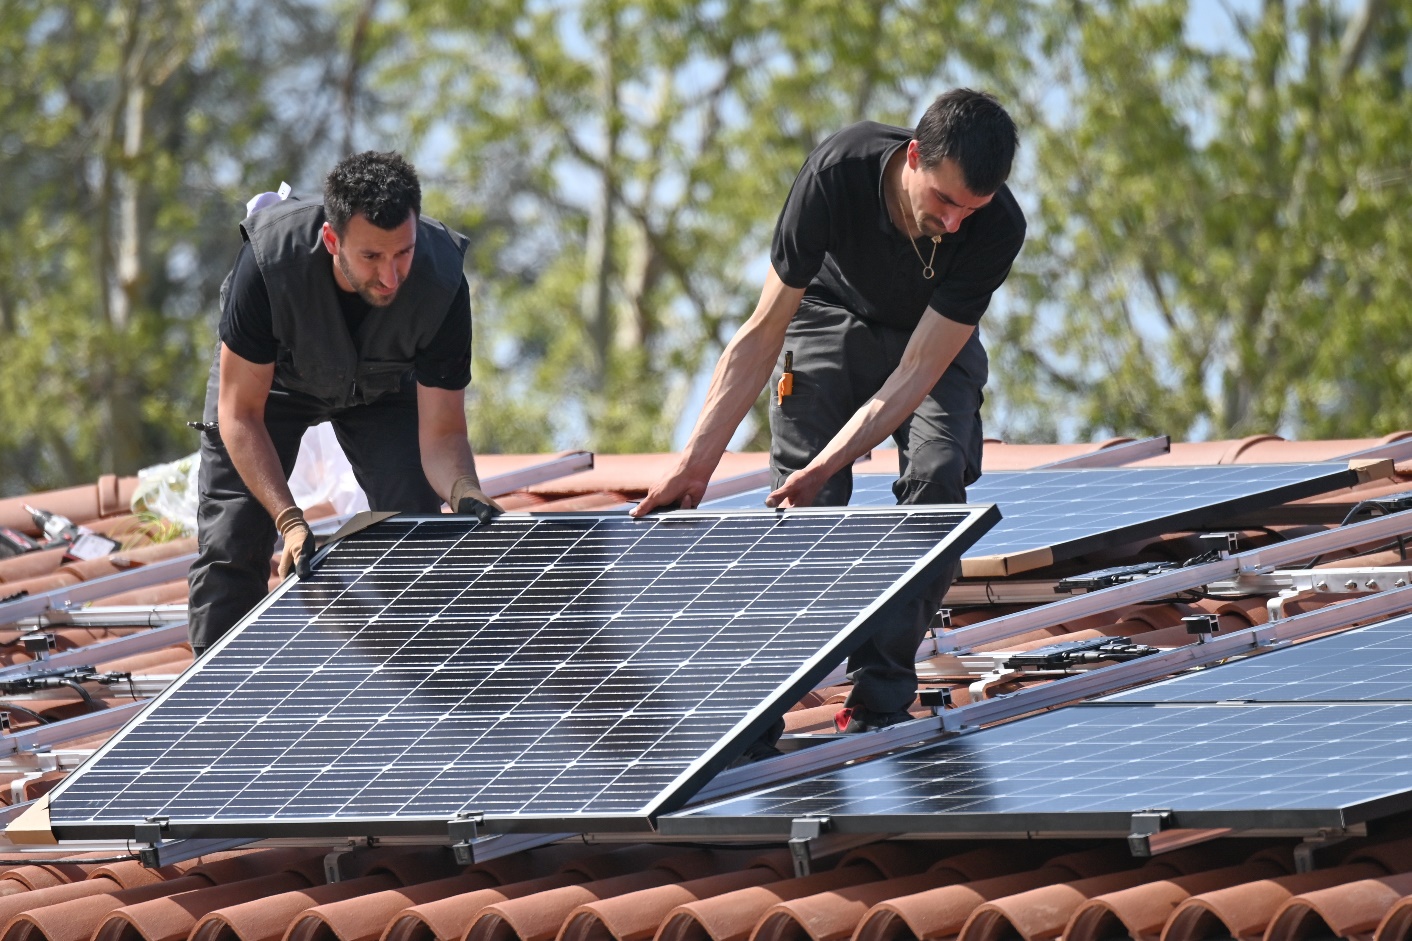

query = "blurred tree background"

[{"left": 0, "top": 0, "right": 1408, "bottom": 494}]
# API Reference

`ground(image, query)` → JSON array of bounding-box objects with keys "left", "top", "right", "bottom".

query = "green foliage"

[
  {"left": 0, "top": 0, "right": 351, "bottom": 494},
  {"left": 4, "top": 0, "right": 1409, "bottom": 496},
  {"left": 986, "top": 0, "right": 1412, "bottom": 442},
  {"left": 376, "top": 0, "right": 1029, "bottom": 454}
]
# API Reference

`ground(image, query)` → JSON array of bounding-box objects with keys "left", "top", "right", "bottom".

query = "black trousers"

[
  {"left": 769, "top": 300, "right": 987, "bottom": 713},
  {"left": 186, "top": 357, "right": 442, "bottom": 652}
]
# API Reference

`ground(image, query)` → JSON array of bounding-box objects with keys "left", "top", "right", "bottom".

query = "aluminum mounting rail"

[
  {"left": 0, "top": 556, "right": 197, "bottom": 627},
  {"left": 0, "top": 701, "right": 146, "bottom": 758},
  {"left": 1035, "top": 436, "right": 1171, "bottom": 469},
  {"left": 0, "top": 623, "right": 189, "bottom": 683},
  {"left": 932, "top": 507, "right": 1412, "bottom": 654},
  {"left": 1336, "top": 439, "right": 1412, "bottom": 464},
  {"left": 482, "top": 451, "right": 593, "bottom": 496}
]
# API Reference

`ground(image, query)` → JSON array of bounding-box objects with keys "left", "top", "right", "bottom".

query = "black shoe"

[
  {"left": 729, "top": 717, "right": 786, "bottom": 766},
  {"left": 834, "top": 705, "right": 914, "bottom": 733}
]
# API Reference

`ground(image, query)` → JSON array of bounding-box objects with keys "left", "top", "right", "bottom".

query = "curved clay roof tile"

[
  {"left": 285, "top": 872, "right": 501, "bottom": 941},
  {"left": 1263, "top": 873, "right": 1412, "bottom": 941},
  {"left": 654, "top": 866, "right": 882, "bottom": 941},
  {"left": 1161, "top": 863, "right": 1386, "bottom": 941},
  {"left": 380, "top": 874, "right": 585, "bottom": 941}
]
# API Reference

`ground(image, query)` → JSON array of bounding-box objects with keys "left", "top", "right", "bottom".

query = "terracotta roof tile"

[
  {"left": 851, "top": 868, "right": 1069, "bottom": 941},
  {"left": 383, "top": 873, "right": 585, "bottom": 941},
  {"left": 655, "top": 866, "right": 885, "bottom": 941},
  {"left": 283, "top": 870, "right": 502, "bottom": 941},
  {"left": 557, "top": 869, "right": 776, "bottom": 941},
  {"left": 92, "top": 871, "right": 319, "bottom": 941},
  {"left": 188, "top": 874, "right": 402, "bottom": 941},
  {"left": 466, "top": 871, "right": 683, "bottom": 941},
  {"left": 1064, "top": 859, "right": 1291, "bottom": 941},
  {"left": 1263, "top": 872, "right": 1412, "bottom": 941},
  {"left": 1161, "top": 863, "right": 1388, "bottom": 941},
  {"left": 3, "top": 875, "right": 215, "bottom": 941}
]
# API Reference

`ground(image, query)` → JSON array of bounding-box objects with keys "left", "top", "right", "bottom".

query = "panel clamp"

[
  {"left": 1294, "top": 825, "right": 1366, "bottom": 873},
  {"left": 788, "top": 816, "right": 831, "bottom": 877},
  {"left": 1127, "top": 811, "right": 1171, "bottom": 857},
  {"left": 135, "top": 817, "right": 170, "bottom": 867},
  {"left": 449, "top": 812, "right": 484, "bottom": 865}
]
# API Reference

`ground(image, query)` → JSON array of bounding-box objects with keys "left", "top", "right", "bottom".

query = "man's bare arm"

[
  {"left": 633, "top": 269, "right": 806, "bottom": 516},
  {"left": 767, "top": 310, "right": 974, "bottom": 508},
  {"left": 217, "top": 343, "right": 296, "bottom": 519},
  {"left": 416, "top": 384, "right": 479, "bottom": 500}
]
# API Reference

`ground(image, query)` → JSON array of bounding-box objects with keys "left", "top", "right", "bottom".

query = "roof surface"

[{"left": 3, "top": 436, "right": 1412, "bottom": 941}]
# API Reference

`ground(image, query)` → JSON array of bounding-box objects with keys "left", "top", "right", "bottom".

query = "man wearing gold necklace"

[{"left": 634, "top": 88, "right": 1025, "bottom": 736}]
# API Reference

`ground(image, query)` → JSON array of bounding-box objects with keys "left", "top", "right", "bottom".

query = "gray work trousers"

[
  {"left": 769, "top": 300, "right": 987, "bottom": 713},
  {"left": 186, "top": 356, "right": 442, "bottom": 653}
]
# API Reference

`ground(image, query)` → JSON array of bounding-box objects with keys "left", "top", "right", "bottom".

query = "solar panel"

[
  {"left": 1106, "top": 610, "right": 1412, "bottom": 704},
  {"left": 703, "top": 463, "right": 1371, "bottom": 577},
  {"left": 39, "top": 506, "right": 997, "bottom": 841},
  {"left": 660, "top": 701, "right": 1412, "bottom": 837}
]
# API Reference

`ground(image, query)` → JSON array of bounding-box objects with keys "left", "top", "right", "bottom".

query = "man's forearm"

[
  {"left": 680, "top": 273, "right": 803, "bottom": 469},
  {"left": 809, "top": 315, "right": 975, "bottom": 482},
  {"left": 220, "top": 415, "right": 297, "bottom": 520},
  {"left": 421, "top": 433, "right": 478, "bottom": 503}
]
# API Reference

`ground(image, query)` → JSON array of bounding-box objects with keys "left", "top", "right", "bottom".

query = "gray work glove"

[
  {"left": 274, "top": 506, "right": 314, "bottom": 579},
  {"left": 451, "top": 475, "right": 505, "bottom": 524}
]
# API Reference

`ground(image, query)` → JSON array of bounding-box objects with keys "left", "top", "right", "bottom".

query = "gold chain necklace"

[{"left": 894, "top": 184, "right": 942, "bottom": 279}]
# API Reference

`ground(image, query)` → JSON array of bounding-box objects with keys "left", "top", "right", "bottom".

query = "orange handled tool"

[{"left": 776, "top": 350, "right": 794, "bottom": 405}]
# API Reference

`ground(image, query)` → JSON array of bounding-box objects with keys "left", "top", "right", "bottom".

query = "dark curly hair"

[
  {"left": 915, "top": 89, "right": 1018, "bottom": 196},
  {"left": 324, "top": 151, "right": 422, "bottom": 234}
]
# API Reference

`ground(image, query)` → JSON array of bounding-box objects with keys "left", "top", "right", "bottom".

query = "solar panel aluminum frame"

[
  {"left": 658, "top": 700, "right": 1412, "bottom": 840},
  {"left": 34, "top": 504, "right": 999, "bottom": 843}
]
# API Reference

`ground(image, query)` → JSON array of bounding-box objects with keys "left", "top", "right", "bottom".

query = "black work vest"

[{"left": 240, "top": 200, "right": 469, "bottom": 408}]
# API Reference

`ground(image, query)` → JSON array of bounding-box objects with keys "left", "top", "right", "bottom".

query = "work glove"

[
  {"left": 451, "top": 475, "right": 504, "bottom": 524},
  {"left": 274, "top": 506, "right": 314, "bottom": 579}
]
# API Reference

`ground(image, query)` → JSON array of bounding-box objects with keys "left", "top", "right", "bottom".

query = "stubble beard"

[{"left": 337, "top": 250, "right": 399, "bottom": 308}]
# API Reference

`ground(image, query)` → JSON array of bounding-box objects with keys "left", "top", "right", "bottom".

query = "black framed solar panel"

[
  {"left": 37, "top": 506, "right": 997, "bottom": 841},
  {"left": 703, "top": 463, "right": 1376, "bottom": 577},
  {"left": 1106, "top": 610, "right": 1412, "bottom": 704},
  {"left": 660, "top": 701, "right": 1412, "bottom": 837}
]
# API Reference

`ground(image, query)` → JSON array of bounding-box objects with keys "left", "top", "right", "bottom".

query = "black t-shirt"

[
  {"left": 219, "top": 242, "right": 473, "bottom": 390},
  {"left": 771, "top": 121, "right": 1026, "bottom": 329}
]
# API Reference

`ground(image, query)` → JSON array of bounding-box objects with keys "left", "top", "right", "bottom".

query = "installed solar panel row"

[{"left": 705, "top": 463, "right": 1365, "bottom": 577}]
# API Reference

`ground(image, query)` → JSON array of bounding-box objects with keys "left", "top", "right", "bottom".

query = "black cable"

[{"left": 0, "top": 703, "right": 51, "bottom": 726}]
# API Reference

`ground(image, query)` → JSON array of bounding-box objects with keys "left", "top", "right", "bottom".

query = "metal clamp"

[
  {"left": 1294, "top": 826, "right": 1364, "bottom": 873},
  {"left": 1127, "top": 811, "right": 1171, "bottom": 857},
  {"left": 788, "top": 816, "right": 830, "bottom": 877},
  {"left": 449, "top": 812, "right": 483, "bottom": 865},
  {"left": 135, "top": 816, "right": 169, "bottom": 865}
]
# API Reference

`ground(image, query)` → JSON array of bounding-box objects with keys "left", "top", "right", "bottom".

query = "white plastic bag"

[{"left": 132, "top": 422, "right": 368, "bottom": 533}]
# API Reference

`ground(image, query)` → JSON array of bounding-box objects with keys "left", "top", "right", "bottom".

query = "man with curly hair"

[{"left": 187, "top": 151, "right": 501, "bottom": 653}]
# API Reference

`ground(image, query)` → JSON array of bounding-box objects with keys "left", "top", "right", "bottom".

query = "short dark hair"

[
  {"left": 324, "top": 151, "right": 422, "bottom": 234},
  {"left": 914, "top": 89, "right": 1018, "bottom": 196}
]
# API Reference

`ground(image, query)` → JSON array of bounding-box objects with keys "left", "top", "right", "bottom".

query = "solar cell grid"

[
  {"left": 703, "top": 464, "right": 1360, "bottom": 575},
  {"left": 45, "top": 506, "right": 996, "bottom": 839},
  {"left": 1105, "top": 610, "right": 1412, "bottom": 704},
  {"left": 662, "top": 701, "right": 1412, "bottom": 836}
]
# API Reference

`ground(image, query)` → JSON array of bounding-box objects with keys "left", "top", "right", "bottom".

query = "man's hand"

[
  {"left": 275, "top": 506, "right": 314, "bottom": 579},
  {"left": 631, "top": 463, "right": 713, "bottom": 517},
  {"left": 451, "top": 475, "right": 504, "bottom": 524},
  {"left": 765, "top": 466, "right": 830, "bottom": 509}
]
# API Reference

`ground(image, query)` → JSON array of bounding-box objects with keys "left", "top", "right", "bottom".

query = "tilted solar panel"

[
  {"left": 38, "top": 506, "right": 996, "bottom": 841},
  {"left": 703, "top": 463, "right": 1374, "bottom": 577},
  {"left": 661, "top": 701, "right": 1412, "bottom": 837}
]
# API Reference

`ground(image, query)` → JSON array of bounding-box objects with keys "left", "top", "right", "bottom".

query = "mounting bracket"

[
  {"left": 1127, "top": 811, "right": 1171, "bottom": 857},
  {"left": 788, "top": 816, "right": 830, "bottom": 877},
  {"left": 450, "top": 812, "right": 484, "bottom": 865},
  {"left": 1294, "top": 826, "right": 1365, "bottom": 873}
]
